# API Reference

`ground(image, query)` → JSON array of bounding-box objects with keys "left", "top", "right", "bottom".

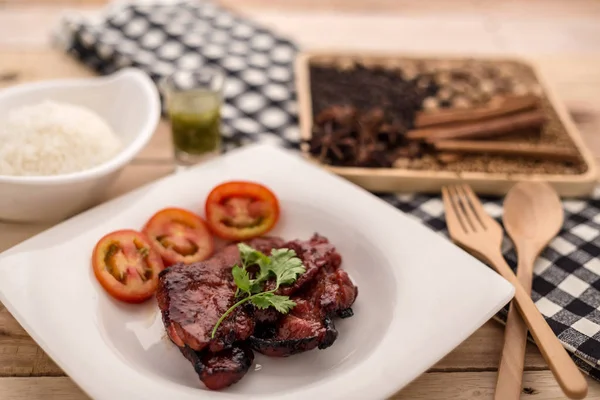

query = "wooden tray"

[{"left": 295, "top": 51, "right": 598, "bottom": 197}]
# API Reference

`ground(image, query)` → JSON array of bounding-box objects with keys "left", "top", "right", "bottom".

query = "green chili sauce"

[{"left": 168, "top": 90, "right": 221, "bottom": 155}]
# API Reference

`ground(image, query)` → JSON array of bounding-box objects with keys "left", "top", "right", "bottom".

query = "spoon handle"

[
  {"left": 488, "top": 252, "right": 588, "bottom": 399},
  {"left": 494, "top": 252, "right": 535, "bottom": 400}
]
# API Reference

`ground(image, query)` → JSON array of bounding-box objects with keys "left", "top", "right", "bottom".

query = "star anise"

[{"left": 309, "top": 105, "right": 422, "bottom": 167}]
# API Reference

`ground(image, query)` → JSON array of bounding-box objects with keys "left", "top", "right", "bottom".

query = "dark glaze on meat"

[
  {"left": 275, "top": 234, "right": 342, "bottom": 296},
  {"left": 337, "top": 308, "right": 354, "bottom": 319},
  {"left": 157, "top": 237, "right": 284, "bottom": 352},
  {"left": 250, "top": 315, "right": 338, "bottom": 357},
  {"left": 314, "top": 265, "right": 358, "bottom": 315},
  {"left": 246, "top": 305, "right": 281, "bottom": 324},
  {"left": 250, "top": 235, "right": 358, "bottom": 357},
  {"left": 179, "top": 344, "right": 255, "bottom": 390}
]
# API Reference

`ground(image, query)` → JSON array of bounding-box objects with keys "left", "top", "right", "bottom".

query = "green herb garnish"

[{"left": 211, "top": 243, "right": 306, "bottom": 338}]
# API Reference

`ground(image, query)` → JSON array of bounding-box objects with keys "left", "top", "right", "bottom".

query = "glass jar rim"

[{"left": 159, "top": 66, "right": 225, "bottom": 94}]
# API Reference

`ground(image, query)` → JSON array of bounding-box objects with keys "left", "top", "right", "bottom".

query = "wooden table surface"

[{"left": 1, "top": 1, "right": 600, "bottom": 399}]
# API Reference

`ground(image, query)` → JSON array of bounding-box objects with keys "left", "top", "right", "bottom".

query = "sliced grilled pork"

[
  {"left": 245, "top": 234, "right": 342, "bottom": 325},
  {"left": 179, "top": 344, "right": 254, "bottom": 390},
  {"left": 250, "top": 238, "right": 357, "bottom": 357},
  {"left": 274, "top": 234, "right": 342, "bottom": 295},
  {"left": 315, "top": 265, "right": 358, "bottom": 316},
  {"left": 157, "top": 237, "right": 284, "bottom": 352},
  {"left": 250, "top": 314, "right": 337, "bottom": 357},
  {"left": 160, "top": 232, "right": 357, "bottom": 390}
]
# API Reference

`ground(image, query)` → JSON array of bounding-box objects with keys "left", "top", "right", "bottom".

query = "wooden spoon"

[{"left": 494, "top": 182, "right": 565, "bottom": 400}]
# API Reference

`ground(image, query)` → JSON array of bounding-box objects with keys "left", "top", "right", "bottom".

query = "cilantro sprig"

[{"left": 211, "top": 243, "right": 306, "bottom": 338}]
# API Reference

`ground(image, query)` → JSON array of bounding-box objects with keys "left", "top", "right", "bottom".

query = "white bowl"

[{"left": 0, "top": 68, "right": 161, "bottom": 223}]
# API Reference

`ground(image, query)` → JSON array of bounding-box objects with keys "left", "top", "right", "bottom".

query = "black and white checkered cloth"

[
  {"left": 60, "top": 0, "right": 600, "bottom": 380},
  {"left": 59, "top": 0, "right": 300, "bottom": 151},
  {"left": 382, "top": 191, "right": 600, "bottom": 379}
]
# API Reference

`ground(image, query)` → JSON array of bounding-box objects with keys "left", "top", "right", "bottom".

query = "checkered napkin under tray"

[{"left": 57, "top": 0, "right": 600, "bottom": 382}]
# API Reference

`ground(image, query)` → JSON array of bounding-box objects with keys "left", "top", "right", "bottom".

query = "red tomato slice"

[
  {"left": 92, "top": 230, "right": 165, "bottom": 303},
  {"left": 205, "top": 181, "right": 280, "bottom": 241},
  {"left": 142, "top": 208, "right": 214, "bottom": 267}
]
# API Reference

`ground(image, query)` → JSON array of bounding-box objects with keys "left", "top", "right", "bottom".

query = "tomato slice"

[
  {"left": 142, "top": 208, "right": 214, "bottom": 267},
  {"left": 92, "top": 230, "right": 165, "bottom": 303},
  {"left": 205, "top": 181, "right": 280, "bottom": 241}
]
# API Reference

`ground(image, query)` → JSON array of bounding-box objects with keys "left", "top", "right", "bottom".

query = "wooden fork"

[{"left": 442, "top": 184, "right": 588, "bottom": 400}]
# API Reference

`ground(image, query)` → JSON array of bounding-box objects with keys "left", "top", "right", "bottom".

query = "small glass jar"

[{"left": 160, "top": 68, "right": 225, "bottom": 166}]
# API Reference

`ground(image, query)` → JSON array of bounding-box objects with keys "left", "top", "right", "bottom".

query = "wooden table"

[{"left": 1, "top": 1, "right": 600, "bottom": 399}]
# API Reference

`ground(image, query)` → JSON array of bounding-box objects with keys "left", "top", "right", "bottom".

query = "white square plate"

[{"left": 0, "top": 144, "right": 513, "bottom": 400}]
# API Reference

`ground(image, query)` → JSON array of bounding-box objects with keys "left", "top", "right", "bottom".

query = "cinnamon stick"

[
  {"left": 414, "top": 95, "right": 539, "bottom": 128},
  {"left": 431, "top": 140, "right": 580, "bottom": 162},
  {"left": 406, "top": 109, "right": 546, "bottom": 142}
]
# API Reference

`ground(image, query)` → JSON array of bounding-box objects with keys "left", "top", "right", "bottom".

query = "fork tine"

[
  {"left": 460, "top": 184, "right": 489, "bottom": 229},
  {"left": 442, "top": 186, "right": 467, "bottom": 235},
  {"left": 454, "top": 185, "right": 485, "bottom": 231},
  {"left": 449, "top": 185, "right": 477, "bottom": 232}
]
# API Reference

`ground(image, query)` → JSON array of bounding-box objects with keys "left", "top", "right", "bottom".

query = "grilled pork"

[
  {"left": 156, "top": 237, "right": 284, "bottom": 352},
  {"left": 179, "top": 344, "right": 255, "bottom": 390},
  {"left": 250, "top": 235, "right": 358, "bottom": 357},
  {"left": 158, "top": 233, "right": 357, "bottom": 389},
  {"left": 272, "top": 234, "right": 342, "bottom": 295}
]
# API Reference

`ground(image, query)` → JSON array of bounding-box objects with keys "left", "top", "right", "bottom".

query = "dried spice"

[
  {"left": 307, "top": 58, "right": 588, "bottom": 175},
  {"left": 416, "top": 60, "right": 543, "bottom": 112},
  {"left": 309, "top": 63, "right": 434, "bottom": 127},
  {"left": 308, "top": 63, "right": 434, "bottom": 167},
  {"left": 308, "top": 105, "right": 409, "bottom": 167}
]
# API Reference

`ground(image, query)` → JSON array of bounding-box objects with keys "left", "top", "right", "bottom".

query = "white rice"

[{"left": 0, "top": 100, "right": 123, "bottom": 176}]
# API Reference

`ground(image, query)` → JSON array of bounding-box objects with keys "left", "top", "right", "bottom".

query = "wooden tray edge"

[{"left": 294, "top": 50, "right": 598, "bottom": 198}]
